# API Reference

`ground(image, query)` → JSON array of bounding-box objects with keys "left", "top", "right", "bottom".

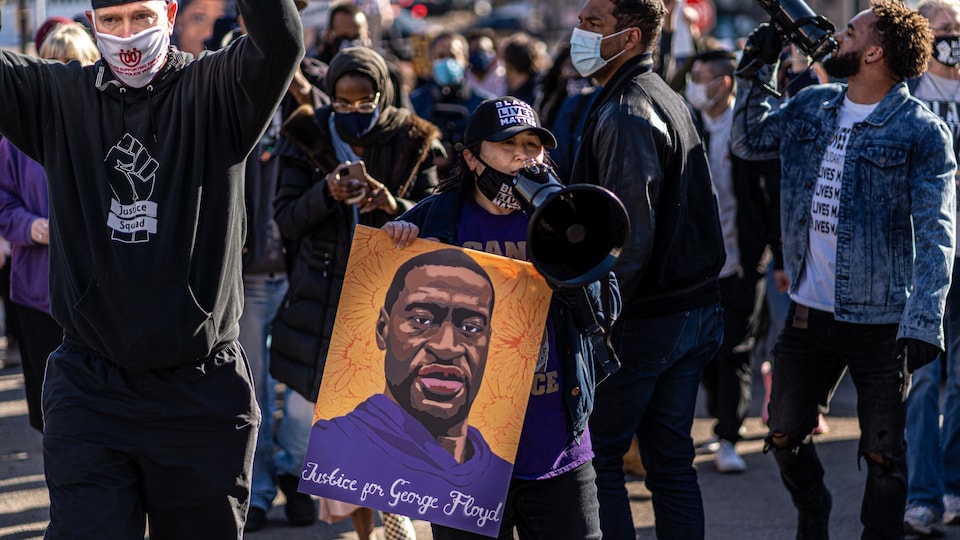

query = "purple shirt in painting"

[
  {"left": 456, "top": 197, "right": 592, "bottom": 480},
  {"left": 0, "top": 138, "right": 50, "bottom": 313},
  {"left": 302, "top": 393, "right": 513, "bottom": 536}
]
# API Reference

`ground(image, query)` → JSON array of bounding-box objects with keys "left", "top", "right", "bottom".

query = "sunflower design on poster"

[{"left": 298, "top": 225, "right": 551, "bottom": 537}]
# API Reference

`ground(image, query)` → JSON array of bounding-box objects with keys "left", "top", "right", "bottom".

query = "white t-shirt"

[
  {"left": 791, "top": 96, "right": 878, "bottom": 312},
  {"left": 703, "top": 107, "right": 740, "bottom": 278}
]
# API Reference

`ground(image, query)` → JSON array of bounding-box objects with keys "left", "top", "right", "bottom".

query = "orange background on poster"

[{"left": 313, "top": 226, "right": 552, "bottom": 463}]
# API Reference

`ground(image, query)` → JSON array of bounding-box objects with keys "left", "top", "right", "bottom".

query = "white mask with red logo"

[{"left": 94, "top": 24, "right": 169, "bottom": 88}]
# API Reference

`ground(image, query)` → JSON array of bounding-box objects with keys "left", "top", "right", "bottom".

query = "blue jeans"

[
  {"left": 590, "top": 303, "right": 723, "bottom": 540},
  {"left": 771, "top": 303, "right": 906, "bottom": 540},
  {"left": 905, "top": 262, "right": 960, "bottom": 511},
  {"left": 239, "top": 274, "right": 298, "bottom": 511},
  {"left": 431, "top": 462, "right": 601, "bottom": 540},
  {"left": 758, "top": 259, "right": 791, "bottom": 365},
  {"left": 273, "top": 386, "right": 315, "bottom": 481}
]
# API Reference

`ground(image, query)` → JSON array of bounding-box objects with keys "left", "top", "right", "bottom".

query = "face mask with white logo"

[
  {"left": 569, "top": 27, "right": 631, "bottom": 78},
  {"left": 934, "top": 35, "right": 960, "bottom": 67},
  {"left": 94, "top": 24, "right": 170, "bottom": 88},
  {"left": 684, "top": 79, "right": 718, "bottom": 111},
  {"left": 475, "top": 156, "right": 522, "bottom": 210}
]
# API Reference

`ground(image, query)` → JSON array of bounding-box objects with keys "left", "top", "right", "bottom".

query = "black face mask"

[
  {"left": 475, "top": 156, "right": 521, "bottom": 210},
  {"left": 335, "top": 111, "right": 377, "bottom": 139},
  {"left": 469, "top": 50, "right": 496, "bottom": 74},
  {"left": 935, "top": 36, "right": 960, "bottom": 67}
]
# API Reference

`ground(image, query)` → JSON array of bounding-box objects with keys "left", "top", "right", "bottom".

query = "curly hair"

[
  {"left": 871, "top": 0, "right": 933, "bottom": 80},
  {"left": 612, "top": 0, "right": 666, "bottom": 52}
]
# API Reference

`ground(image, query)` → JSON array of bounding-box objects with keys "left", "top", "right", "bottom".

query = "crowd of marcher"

[{"left": 1, "top": 0, "right": 959, "bottom": 538}]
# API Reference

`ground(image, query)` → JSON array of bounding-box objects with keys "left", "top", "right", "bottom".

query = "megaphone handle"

[{"left": 567, "top": 285, "right": 621, "bottom": 376}]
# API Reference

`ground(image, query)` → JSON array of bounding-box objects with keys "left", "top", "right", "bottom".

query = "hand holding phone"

[{"left": 325, "top": 161, "right": 369, "bottom": 204}]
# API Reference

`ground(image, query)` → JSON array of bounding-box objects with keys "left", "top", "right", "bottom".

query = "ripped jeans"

[{"left": 769, "top": 302, "right": 908, "bottom": 540}]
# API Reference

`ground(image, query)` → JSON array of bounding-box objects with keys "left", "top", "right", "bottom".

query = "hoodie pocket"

[{"left": 73, "top": 278, "right": 216, "bottom": 369}]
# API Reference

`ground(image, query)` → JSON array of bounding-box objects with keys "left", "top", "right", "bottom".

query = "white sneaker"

[
  {"left": 715, "top": 440, "right": 747, "bottom": 473},
  {"left": 695, "top": 436, "right": 721, "bottom": 455},
  {"left": 904, "top": 504, "right": 945, "bottom": 536},
  {"left": 944, "top": 494, "right": 960, "bottom": 524}
]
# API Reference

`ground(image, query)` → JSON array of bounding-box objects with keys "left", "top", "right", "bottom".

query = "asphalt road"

[{"left": 3, "top": 357, "right": 959, "bottom": 539}]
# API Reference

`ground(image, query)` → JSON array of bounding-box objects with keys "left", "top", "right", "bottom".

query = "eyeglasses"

[
  {"left": 333, "top": 92, "right": 380, "bottom": 114},
  {"left": 931, "top": 25, "right": 960, "bottom": 34}
]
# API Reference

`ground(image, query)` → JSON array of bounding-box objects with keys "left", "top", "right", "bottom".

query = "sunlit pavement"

[{"left": 3, "top": 364, "right": 959, "bottom": 539}]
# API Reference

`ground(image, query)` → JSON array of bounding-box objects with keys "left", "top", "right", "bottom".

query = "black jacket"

[
  {"left": 571, "top": 53, "right": 724, "bottom": 318},
  {"left": 0, "top": 0, "right": 304, "bottom": 369},
  {"left": 270, "top": 106, "right": 441, "bottom": 401}
]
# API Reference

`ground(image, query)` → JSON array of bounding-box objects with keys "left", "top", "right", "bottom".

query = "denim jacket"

[
  {"left": 397, "top": 189, "right": 621, "bottom": 441},
  {"left": 731, "top": 67, "right": 956, "bottom": 348}
]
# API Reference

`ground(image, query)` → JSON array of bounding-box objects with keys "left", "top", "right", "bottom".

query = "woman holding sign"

[
  {"left": 383, "top": 96, "right": 621, "bottom": 540},
  {"left": 272, "top": 46, "right": 443, "bottom": 536}
]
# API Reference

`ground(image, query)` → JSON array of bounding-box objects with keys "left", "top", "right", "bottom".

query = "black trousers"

[
  {"left": 42, "top": 339, "right": 259, "bottom": 539},
  {"left": 701, "top": 273, "right": 762, "bottom": 442},
  {"left": 13, "top": 303, "right": 62, "bottom": 431}
]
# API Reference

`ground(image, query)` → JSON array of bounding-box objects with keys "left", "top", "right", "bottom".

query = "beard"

[
  {"left": 388, "top": 369, "right": 474, "bottom": 437},
  {"left": 822, "top": 48, "right": 863, "bottom": 79}
]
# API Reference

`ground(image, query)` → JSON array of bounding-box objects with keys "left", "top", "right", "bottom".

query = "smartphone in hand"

[{"left": 337, "top": 161, "right": 368, "bottom": 204}]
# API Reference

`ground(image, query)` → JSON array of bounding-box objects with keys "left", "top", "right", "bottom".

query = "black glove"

[
  {"left": 736, "top": 23, "right": 784, "bottom": 78},
  {"left": 895, "top": 338, "right": 942, "bottom": 373}
]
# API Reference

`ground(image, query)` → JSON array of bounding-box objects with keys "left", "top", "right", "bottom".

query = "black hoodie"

[{"left": 0, "top": 0, "right": 305, "bottom": 369}]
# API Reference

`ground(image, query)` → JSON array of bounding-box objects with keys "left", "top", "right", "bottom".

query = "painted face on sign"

[{"left": 377, "top": 254, "right": 495, "bottom": 440}]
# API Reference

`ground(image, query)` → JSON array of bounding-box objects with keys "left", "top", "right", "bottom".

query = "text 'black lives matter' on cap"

[{"left": 464, "top": 96, "right": 558, "bottom": 149}]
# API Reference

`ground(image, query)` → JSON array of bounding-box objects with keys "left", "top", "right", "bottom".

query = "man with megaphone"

[
  {"left": 732, "top": 1, "right": 956, "bottom": 538},
  {"left": 383, "top": 95, "right": 621, "bottom": 540}
]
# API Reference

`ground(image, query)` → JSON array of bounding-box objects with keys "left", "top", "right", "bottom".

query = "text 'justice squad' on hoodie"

[{"left": 0, "top": 0, "right": 305, "bottom": 369}]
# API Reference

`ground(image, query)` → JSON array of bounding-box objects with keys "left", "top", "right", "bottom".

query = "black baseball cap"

[
  {"left": 463, "top": 96, "right": 557, "bottom": 149},
  {"left": 91, "top": 0, "right": 171, "bottom": 8}
]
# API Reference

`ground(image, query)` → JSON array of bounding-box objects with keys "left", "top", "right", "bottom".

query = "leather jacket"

[{"left": 571, "top": 53, "right": 724, "bottom": 319}]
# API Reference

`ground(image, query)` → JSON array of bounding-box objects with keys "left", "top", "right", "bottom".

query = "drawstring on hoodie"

[
  {"left": 115, "top": 86, "right": 158, "bottom": 143},
  {"left": 146, "top": 86, "right": 158, "bottom": 143},
  {"left": 118, "top": 87, "right": 127, "bottom": 135}
]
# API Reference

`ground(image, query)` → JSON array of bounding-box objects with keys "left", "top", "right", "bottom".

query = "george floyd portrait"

[{"left": 298, "top": 225, "right": 551, "bottom": 537}]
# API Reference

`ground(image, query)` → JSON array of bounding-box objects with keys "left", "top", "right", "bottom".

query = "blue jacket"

[
  {"left": 731, "top": 67, "right": 956, "bottom": 347},
  {"left": 397, "top": 189, "right": 621, "bottom": 441}
]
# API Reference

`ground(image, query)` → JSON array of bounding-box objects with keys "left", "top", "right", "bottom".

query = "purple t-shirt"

[{"left": 456, "top": 197, "right": 592, "bottom": 480}]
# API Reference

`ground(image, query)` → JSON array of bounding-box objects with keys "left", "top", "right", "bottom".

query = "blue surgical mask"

[
  {"left": 335, "top": 109, "right": 378, "bottom": 138},
  {"left": 433, "top": 58, "right": 465, "bottom": 87},
  {"left": 569, "top": 27, "right": 632, "bottom": 78}
]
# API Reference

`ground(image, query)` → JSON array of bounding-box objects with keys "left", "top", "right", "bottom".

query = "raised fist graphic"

[
  {"left": 105, "top": 133, "right": 160, "bottom": 243},
  {"left": 106, "top": 133, "right": 158, "bottom": 202}
]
